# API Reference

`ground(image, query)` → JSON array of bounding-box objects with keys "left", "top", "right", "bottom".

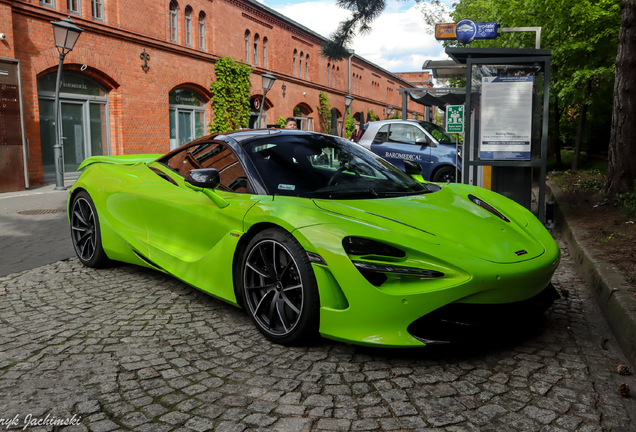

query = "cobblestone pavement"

[{"left": 0, "top": 236, "right": 634, "bottom": 432}]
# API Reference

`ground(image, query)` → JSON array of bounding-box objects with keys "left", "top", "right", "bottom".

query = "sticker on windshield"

[{"left": 278, "top": 184, "right": 296, "bottom": 191}]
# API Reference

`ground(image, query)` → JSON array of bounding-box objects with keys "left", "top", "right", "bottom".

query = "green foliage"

[
  {"left": 612, "top": 181, "right": 636, "bottom": 216},
  {"left": 277, "top": 117, "right": 286, "bottom": 128},
  {"left": 345, "top": 109, "right": 355, "bottom": 138},
  {"left": 293, "top": 107, "right": 302, "bottom": 117},
  {"left": 367, "top": 109, "right": 379, "bottom": 122},
  {"left": 209, "top": 57, "right": 252, "bottom": 133},
  {"left": 317, "top": 93, "right": 332, "bottom": 133}
]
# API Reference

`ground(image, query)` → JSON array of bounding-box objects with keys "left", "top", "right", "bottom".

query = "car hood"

[{"left": 312, "top": 187, "right": 544, "bottom": 264}]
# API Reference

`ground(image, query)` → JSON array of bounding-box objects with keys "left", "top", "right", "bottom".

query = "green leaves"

[
  {"left": 317, "top": 92, "right": 333, "bottom": 133},
  {"left": 209, "top": 57, "right": 252, "bottom": 133}
]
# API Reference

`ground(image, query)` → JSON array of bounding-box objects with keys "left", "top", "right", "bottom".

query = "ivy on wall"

[
  {"left": 316, "top": 92, "right": 332, "bottom": 133},
  {"left": 367, "top": 109, "right": 379, "bottom": 122},
  {"left": 209, "top": 56, "right": 252, "bottom": 133},
  {"left": 345, "top": 109, "right": 355, "bottom": 138},
  {"left": 277, "top": 117, "right": 286, "bottom": 128}
]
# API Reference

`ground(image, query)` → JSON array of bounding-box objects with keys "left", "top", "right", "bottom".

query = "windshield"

[
  {"left": 243, "top": 134, "right": 428, "bottom": 199},
  {"left": 418, "top": 121, "right": 455, "bottom": 144}
]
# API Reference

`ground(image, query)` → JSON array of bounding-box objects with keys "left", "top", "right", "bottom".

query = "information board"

[{"left": 479, "top": 76, "right": 533, "bottom": 160}]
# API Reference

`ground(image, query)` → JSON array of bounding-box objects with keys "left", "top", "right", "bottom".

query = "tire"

[
  {"left": 70, "top": 190, "right": 111, "bottom": 268},
  {"left": 241, "top": 228, "right": 320, "bottom": 345},
  {"left": 432, "top": 166, "right": 458, "bottom": 183}
]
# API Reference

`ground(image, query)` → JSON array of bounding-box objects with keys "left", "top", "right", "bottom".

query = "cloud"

[{"left": 263, "top": 1, "right": 448, "bottom": 72}]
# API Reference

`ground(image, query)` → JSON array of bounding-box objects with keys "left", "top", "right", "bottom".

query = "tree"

[
  {"left": 317, "top": 92, "right": 333, "bottom": 133},
  {"left": 606, "top": 0, "right": 636, "bottom": 195},
  {"left": 209, "top": 56, "right": 252, "bottom": 133}
]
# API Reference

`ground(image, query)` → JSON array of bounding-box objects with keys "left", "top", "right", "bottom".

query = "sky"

[{"left": 257, "top": 0, "right": 454, "bottom": 73}]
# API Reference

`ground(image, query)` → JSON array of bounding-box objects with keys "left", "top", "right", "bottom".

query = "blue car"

[{"left": 357, "top": 119, "right": 462, "bottom": 182}]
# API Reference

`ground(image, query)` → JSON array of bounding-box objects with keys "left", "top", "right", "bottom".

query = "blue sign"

[
  {"left": 454, "top": 20, "right": 499, "bottom": 43},
  {"left": 476, "top": 22, "right": 499, "bottom": 39},
  {"left": 456, "top": 19, "right": 477, "bottom": 43}
]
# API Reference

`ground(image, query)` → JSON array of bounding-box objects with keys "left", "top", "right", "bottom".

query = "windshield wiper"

[
  {"left": 306, "top": 189, "right": 379, "bottom": 199},
  {"left": 375, "top": 190, "right": 431, "bottom": 197}
]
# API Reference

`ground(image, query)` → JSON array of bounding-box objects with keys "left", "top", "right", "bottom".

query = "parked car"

[
  {"left": 358, "top": 119, "right": 462, "bottom": 182},
  {"left": 69, "top": 130, "right": 559, "bottom": 347}
]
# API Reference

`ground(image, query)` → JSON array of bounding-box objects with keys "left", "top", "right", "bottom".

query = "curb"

[{"left": 547, "top": 180, "right": 636, "bottom": 367}]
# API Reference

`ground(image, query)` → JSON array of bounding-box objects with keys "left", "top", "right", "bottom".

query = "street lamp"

[
  {"left": 342, "top": 94, "right": 354, "bottom": 137},
  {"left": 386, "top": 104, "right": 393, "bottom": 119},
  {"left": 257, "top": 72, "right": 276, "bottom": 129},
  {"left": 51, "top": 17, "right": 83, "bottom": 190}
]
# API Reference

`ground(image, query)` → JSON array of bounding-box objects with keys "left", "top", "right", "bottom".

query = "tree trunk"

[
  {"left": 572, "top": 81, "right": 591, "bottom": 170},
  {"left": 606, "top": 0, "right": 636, "bottom": 195}
]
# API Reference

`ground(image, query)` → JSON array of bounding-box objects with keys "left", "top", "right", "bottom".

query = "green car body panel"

[{"left": 70, "top": 151, "right": 560, "bottom": 348}]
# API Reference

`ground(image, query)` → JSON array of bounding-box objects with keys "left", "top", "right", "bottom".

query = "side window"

[
  {"left": 373, "top": 124, "right": 390, "bottom": 144},
  {"left": 388, "top": 124, "right": 422, "bottom": 145},
  {"left": 160, "top": 142, "right": 252, "bottom": 193}
]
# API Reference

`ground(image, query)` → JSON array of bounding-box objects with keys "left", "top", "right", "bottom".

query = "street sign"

[
  {"left": 446, "top": 105, "right": 464, "bottom": 134},
  {"left": 435, "top": 21, "right": 499, "bottom": 42}
]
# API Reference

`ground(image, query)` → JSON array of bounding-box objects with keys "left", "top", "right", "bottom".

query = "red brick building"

[{"left": 1, "top": 0, "right": 429, "bottom": 190}]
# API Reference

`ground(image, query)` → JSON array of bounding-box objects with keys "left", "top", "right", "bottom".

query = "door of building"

[
  {"left": 0, "top": 59, "right": 28, "bottom": 192},
  {"left": 37, "top": 71, "right": 109, "bottom": 182}
]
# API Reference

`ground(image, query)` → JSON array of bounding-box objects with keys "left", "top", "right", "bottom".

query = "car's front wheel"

[
  {"left": 433, "top": 166, "right": 459, "bottom": 183},
  {"left": 70, "top": 190, "right": 111, "bottom": 268},
  {"left": 241, "top": 228, "right": 319, "bottom": 345}
]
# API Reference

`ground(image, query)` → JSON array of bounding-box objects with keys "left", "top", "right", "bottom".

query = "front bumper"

[{"left": 407, "top": 283, "right": 560, "bottom": 345}]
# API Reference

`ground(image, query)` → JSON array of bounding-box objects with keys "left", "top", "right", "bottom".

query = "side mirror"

[
  {"left": 185, "top": 168, "right": 220, "bottom": 189},
  {"left": 403, "top": 159, "right": 422, "bottom": 175},
  {"left": 416, "top": 136, "right": 436, "bottom": 147}
]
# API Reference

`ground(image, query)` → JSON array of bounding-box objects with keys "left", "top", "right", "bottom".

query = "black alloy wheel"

[
  {"left": 70, "top": 191, "right": 111, "bottom": 268},
  {"left": 241, "top": 228, "right": 319, "bottom": 345},
  {"left": 433, "top": 166, "right": 458, "bottom": 183}
]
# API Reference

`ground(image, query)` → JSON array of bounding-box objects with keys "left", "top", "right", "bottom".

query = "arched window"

[
  {"left": 305, "top": 54, "right": 309, "bottom": 79},
  {"left": 254, "top": 34, "right": 260, "bottom": 66},
  {"left": 293, "top": 50, "right": 297, "bottom": 76},
  {"left": 169, "top": 1, "right": 178, "bottom": 43},
  {"left": 198, "top": 12, "right": 205, "bottom": 51},
  {"left": 263, "top": 37, "right": 268, "bottom": 68},
  {"left": 184, "top": 6, "right": 192, "bottom": 46},
  {"left": 336, "top": 67, "right": 339, "bottom": 88},
  {"left": 299, "top": 52, "right": 303, "bottom": 78},
  {"left": 245, "top": 30, "right": 250, "bottom": 63},
  {"left": 331, "top": 66, "right": 335, "bottom": 88},
  {"left": 327, "top": 63, "right": 331, "bottom": 86}
]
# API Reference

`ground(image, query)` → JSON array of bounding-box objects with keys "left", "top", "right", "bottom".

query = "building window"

[
  {"left": 67, "top": 0, "right": 80, "bottom": 14},
  {"left": 305, "top": 55, "right": 309, "bottom": 80},
  {"left": 299, "top": 52, "right": 303, "bottom": 79},
  {"left": 169, "top": 88, "right": 206, "bottom": 151},
  {"left": 263, "top": 38, "right": 268, "bottom": 68},
  {"left": 336, "top": 67, "right": 339, "bottom": 88},
  {"left": 254, "top": 34, "right": 259, "bottom": 66},
  {"left": 92, "top": 0, "right": 104, "bottom": 20},
  {"left": 40, "top": 0, "right": 55, "bottom": 7},
  {"left": 169, "top": 1, "right": 178, "bottom": 42},
  {"left": 327, "top": 63, "right": 331, "bottom": 86},
  {"left": 245, "top": 30, "right": 250, "bottom": 63},
  {"left": 198, "top": 12, "right": 205, "bottom": 51},
  {"left": 185, "top": 6, "right": 192, "bottom": 47},
  {"left": 293, "top": 50, "right": 297, "bottom": 76}
]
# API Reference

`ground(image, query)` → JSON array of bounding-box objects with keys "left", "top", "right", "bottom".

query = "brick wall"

[{"left": 9, "top": 0, "right": 426, "bottom": 186}]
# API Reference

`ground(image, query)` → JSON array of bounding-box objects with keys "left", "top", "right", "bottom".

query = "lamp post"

[
  {"left": 342, "top": 94, "right": 354, "bottom": 137},
  {"left": 386, "top": 104, "right": 393, "bottom": 119},
  {"left": 51, "top": 17, "right": 83, "bottom": 190},
  {"left": 257, "top": 72, "right": 276, "bottom": 129}
]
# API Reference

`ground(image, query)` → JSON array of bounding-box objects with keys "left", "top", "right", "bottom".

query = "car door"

[
  {"left": 132, "top": 141, "right": 258, "bottom": 297},
  {"left": 369, "top": 123, "right": 433, "bottom": 179}
]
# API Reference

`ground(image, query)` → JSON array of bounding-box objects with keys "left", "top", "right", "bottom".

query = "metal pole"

[
  {"left": 455, "top": 134, "right": 458, "bottom": 182},
  {"left": 53, "top": 52, "right": 66, "bottom": 190},
  {"left": 256, "top": 90, "right": 267, "bottom": 129}
]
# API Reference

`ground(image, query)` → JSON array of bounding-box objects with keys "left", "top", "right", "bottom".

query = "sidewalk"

[
  {"left": 0, "top": 181, "right": 75, "bottom": 277},
  {"left": 547, "top": 180, "right": 636, "bottom": 367}
]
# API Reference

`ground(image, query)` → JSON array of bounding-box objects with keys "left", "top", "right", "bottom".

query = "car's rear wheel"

[
  {"left": 241, "top": 228, "right": 319, "bottom": 345},
  {"left": 433, "top": 166, "right": 458, "bottom": 183},
  {"left": 70, "top": 190, "right": 111, "bottom": 268}
]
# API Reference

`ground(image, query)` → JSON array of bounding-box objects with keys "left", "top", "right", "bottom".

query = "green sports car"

[{"left": 68, "top": 130, "right": 560, "bottom": 347}]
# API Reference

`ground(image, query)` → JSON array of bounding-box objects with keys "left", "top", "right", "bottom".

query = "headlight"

[
  {"left": 343, "top": 237, "right": 405, "bottom": 258},
  {"left": 468, "top": 194, "right": 510, "bottom": 222},
  {"left": 352, "top": 261, "right": 444, "bottom": 278}
]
